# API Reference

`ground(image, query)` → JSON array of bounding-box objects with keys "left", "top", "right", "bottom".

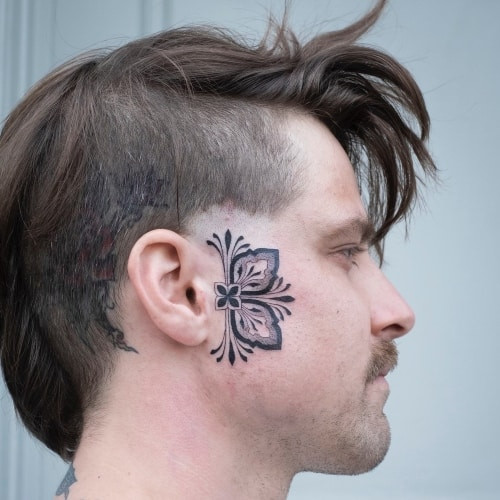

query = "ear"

[{"left": 127, "top": 229, "right": 210, "bottom": 347}]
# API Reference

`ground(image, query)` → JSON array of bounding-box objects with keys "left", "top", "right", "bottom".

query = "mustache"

[{"left": 366, "top": 340, "right": 398, "bottom": 384}]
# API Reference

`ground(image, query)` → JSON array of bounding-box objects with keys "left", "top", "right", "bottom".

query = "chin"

[
  {"left": 311, "top": 412, "right": 392, "bottom": 476},
  {"left": 343, "top": 414, "right": 392, "bottom": 475}
]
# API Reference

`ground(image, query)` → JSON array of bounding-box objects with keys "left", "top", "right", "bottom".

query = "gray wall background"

[{"left": 1, "top": 0, "right": 499, "bottom": 498}]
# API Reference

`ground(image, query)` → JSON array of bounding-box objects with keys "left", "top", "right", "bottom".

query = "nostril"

[{"left": 186, "top": 287, "right": 196, "bottom": 305}]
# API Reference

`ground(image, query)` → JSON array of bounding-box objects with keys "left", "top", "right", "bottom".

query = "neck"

[{"left": 60, "top": 355, "right": 293, "bottom": 499}]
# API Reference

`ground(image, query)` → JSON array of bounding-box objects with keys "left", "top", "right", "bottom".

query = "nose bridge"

[{"left": 365, "top": 259, "right": 416, "bottom": 340}]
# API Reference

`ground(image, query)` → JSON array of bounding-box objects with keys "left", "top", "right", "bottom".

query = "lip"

[
  {"left": 372, "top": 375, "right": 390, "bottom": 389},
  {"left": 366, "top": 361, "right": 397, "bottom": 385},
  {"left": 378, "top": 363, "right": 397, "bottom": 378}
]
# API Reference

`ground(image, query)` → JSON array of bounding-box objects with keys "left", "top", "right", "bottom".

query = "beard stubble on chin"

[
  {"left": 335, "top": 340, "right": 399, "bottom": 474},
  {"left": 301, "top": 341, "right": 400, "bottom": 476},
  {"left": 334, "top": 341, "right": 399, "bottom": 475},
  {"left": 316, "top": 341, "right": 400, "bottom": 475}
]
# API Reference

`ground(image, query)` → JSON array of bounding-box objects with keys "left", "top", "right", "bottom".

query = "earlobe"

[{"left": 127, "top": 229, "right": 209, "bottom": 347}]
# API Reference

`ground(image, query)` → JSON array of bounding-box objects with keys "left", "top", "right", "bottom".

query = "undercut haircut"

[{"left": 0, "top": 0, "right": 436, "bottom": 460}]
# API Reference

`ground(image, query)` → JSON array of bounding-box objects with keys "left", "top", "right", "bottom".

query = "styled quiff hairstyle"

[{"left": 0, "top": 0, "right": 435, "bottom": 460}]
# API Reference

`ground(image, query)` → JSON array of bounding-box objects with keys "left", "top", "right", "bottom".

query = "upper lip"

[{"left": 378, "top": 365, "right": 395, "bottom": 377}]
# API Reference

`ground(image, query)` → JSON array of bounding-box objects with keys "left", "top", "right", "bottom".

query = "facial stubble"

[{"left": 336, "top": 340, "right": 399, "bottom": 475}]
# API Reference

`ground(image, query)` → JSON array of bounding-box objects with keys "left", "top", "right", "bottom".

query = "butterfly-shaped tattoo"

[{"left": 207, "top": 230, "right": 295, "bottom": 365}]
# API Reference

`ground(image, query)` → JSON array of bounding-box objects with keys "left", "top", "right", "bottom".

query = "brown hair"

[{"left": 0, "top": 0, "right": 436, "bottom": 460}]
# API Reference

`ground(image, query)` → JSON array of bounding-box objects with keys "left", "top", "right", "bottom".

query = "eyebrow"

[{"left": 321, "top": 216, "right": 376, "bottom": 246}]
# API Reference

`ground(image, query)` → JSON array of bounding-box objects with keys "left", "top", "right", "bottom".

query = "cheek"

[
  {"left": 201, "top": 261, "right": 373, "bottom": 431},
  {"left": 283, "top": 271, "right": 372, "bottom": 391},
  {"left": 288, "top": 268, "right": 367, "bottom": 342}
]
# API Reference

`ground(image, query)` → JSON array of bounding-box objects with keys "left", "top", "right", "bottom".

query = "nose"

[{"left": 365, "top": 260, "right": 416, "bottom": 341}]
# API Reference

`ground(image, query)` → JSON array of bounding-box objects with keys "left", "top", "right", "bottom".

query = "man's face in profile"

[{"left": 198, "top": 115, "right": 415, "bottom": 475}]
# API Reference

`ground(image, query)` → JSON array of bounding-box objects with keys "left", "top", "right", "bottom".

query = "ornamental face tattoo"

[{"left": 207, "top": 229, "right": 295, "bottom": 365}]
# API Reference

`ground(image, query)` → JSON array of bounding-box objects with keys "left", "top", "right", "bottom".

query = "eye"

[
  {"left": 332, "top": 245, "right": 366, "bottom": 269},
  {"left": 342, "top": 246, "right": 362, "bottom": 264}
]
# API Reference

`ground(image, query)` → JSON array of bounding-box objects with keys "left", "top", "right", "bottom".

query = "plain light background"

[{"left": 1, "top": 0, "right": 499, "bottom": 498}]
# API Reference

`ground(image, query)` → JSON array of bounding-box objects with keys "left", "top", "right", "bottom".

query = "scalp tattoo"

[
  {"left": 63, "top": 168, "right": 170, "bottom": 354},
  {"left": 207, "top": 230, "right": 295, "bottom": 365}
]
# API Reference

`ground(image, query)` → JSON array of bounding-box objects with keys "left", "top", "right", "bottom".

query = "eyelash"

[{"left": 338, "top": 246, "right": 365, "bottom": 267}]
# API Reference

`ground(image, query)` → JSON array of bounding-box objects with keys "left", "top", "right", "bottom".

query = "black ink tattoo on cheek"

[
  {"left": 207, "top": 230, "right": 294, "bottom": 365},
  {"left": 56, "top": 463, "right": 77, "bottom": 499}
]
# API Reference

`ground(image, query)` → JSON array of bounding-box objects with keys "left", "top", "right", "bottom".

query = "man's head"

[{"left": 0, "top": 0, "right": 435, "bottom": 474}]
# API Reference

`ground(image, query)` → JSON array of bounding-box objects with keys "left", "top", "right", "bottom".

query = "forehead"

[{"left": 280, "top": 115, "right": 367, "bottom": 233}]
